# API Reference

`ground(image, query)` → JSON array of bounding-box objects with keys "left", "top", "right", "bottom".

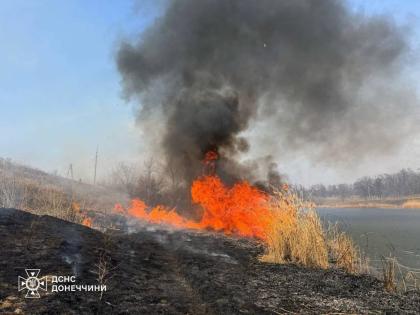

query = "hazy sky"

[{"left": 1, "top": 0, "right": 419, "bottom": 186}]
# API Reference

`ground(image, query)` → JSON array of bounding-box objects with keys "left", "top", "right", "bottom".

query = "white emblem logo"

[{"left": 18, "top": 269, "right": 48, "bottom": 298}]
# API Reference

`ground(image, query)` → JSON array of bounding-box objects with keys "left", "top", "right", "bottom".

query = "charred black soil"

[{"left": 0, "top": 208, "right": 419, "bottom": 314}]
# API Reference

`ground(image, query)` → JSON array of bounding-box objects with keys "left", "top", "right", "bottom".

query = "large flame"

[
  {"left": 191, "top": 175, "right": 274, "bottom": 239},
  {"left": 110, "top": 151, "right": 293, "bottom": 241},
  {"left": 114, "top": 174, "right": 278, "bottom": 241},
  {"left": 115, "top": 199, "right": 200, "bottom": 229}
]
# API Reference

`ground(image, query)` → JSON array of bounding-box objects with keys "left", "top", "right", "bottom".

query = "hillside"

[{"left": 0, "top": 158, "right": 129, "bottom": 218}]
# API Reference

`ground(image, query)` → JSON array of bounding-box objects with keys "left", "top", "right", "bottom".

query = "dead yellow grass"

[
  {"left": 261, "top": 188, "right": 361, "bottom": 273},
  {"left": 327, "top": 224, "right": 359, "bottom": 273},
  {"left": 402, "top": 199, "right": 420, "bottom": 208},
  {"left": 0, "top": 175, "right": 87, "bottom": 224},
  {"left": 381, "top": 256, "right": 397, "bottom": 293}
]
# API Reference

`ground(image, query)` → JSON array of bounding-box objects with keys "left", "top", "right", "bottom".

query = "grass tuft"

[
  {"left": 327, "top": 224, "right": 359, "bottom": 273},
  {"left": 381, "top": 256, "right": 397, "bottom": 293},
  {"left": 261, "top": 187, "right": 361, "bottom": 273}
]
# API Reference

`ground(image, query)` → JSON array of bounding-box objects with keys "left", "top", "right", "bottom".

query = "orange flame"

[
  {"left": 109, "top": 151, "right": 298, "bottom": 241},
  {"left": 73, "top": 202, "right": 93, "bottom": 228},
  {"left": 115, "top": 199, "right": 200, "bottom": 229},
  {"left": 115, "top": 174, "right": 278, "bottom": 241},
  {"left": 82, "top": 217, "right": 93, "bottom": 228},
  {"left": 191, "top": 175, "right": 273, "bottom": 239},
  {"left": 204, "top": 150, "right": 218, "bottom": 163},
  {"left": 202, "top": 150, "right": 218, "bottom": 175}
]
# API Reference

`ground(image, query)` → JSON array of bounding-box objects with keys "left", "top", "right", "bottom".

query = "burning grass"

[
  {"left": 114, "top": 174, "right": 361, "bottom": 272},
  {"left": 114, "top": 175, "right": 273, "bottom": 236},
  {"left": 0, "top": 156, "right": 361, "bottom": 272}
]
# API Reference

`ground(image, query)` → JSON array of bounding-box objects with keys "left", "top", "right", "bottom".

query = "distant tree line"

[{"left": 297, "top": 169, "right": 420, "bottom": 200}]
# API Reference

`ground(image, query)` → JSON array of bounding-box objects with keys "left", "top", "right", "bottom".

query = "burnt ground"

[{"left": 0, "top": 208, "right": 419, "bottom": 314}]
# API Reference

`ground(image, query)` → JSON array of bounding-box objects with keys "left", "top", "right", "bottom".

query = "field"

[{"left": 1, "top": 159, "right": 420, "bottom": 313}]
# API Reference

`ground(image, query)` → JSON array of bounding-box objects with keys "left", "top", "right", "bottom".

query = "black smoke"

[{"left": 117, "top": 0, "right": 416, "bottom": 188}]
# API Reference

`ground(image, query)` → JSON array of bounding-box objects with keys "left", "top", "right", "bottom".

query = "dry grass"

[
  {"left": 381, "top": 256, "right": 397, "bottom": 293},
  {"left": 261, "top": 187, "right": 362, "bottom": 273},
  {"left": 0, "top": 158, "right": 129, "bottom": 214},
  {"left": 327, "top": 224, "right": 359, "bottom": 273},
  {"left": 261, "top": 189, "right": 329, "bottom": 269},
  {"left": 380, "top": 255, "right": 420, "bottom": 292},
  {"left": 402, "top": 199, "right": 420, "bottom": 208},
  {"left": 94, "top": 231, "right": 119, "bottom": 300},
  {"left": 0, "top": 174, "right": 87, "bottom": 224}
]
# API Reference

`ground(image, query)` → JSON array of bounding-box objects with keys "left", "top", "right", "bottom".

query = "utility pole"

[
  {"left": 67, "top": 164, "right": 74, "bottom": 180},
  {"left": 93, "top": 146, "right": 98, "bottom": 185}
]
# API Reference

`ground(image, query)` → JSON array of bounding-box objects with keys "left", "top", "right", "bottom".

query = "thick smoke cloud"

[{"left": 117, "top": 0, "right": 415, "bottom": 187}]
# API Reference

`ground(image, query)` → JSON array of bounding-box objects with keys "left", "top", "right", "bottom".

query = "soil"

[{"left": 0, "top": 208, "right": 419, "bottom": 314}]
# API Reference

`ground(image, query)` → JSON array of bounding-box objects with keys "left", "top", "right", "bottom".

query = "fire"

[
  {"left": 114, "top": 174, "right": 280, "bottom": 241},
  {"left": 82, "top": 217, "right": 93, "bottom": 228},
  {"left": 203, "top": 150, "right": 218, "bottom": 174},
  {"left": 107, "top": 151, "right": 296, "bottom": 241},
  {"left": 191, "top": 175, "right": 273, "bottom": 239},
  {"left": 73, "top": 202, "right": 93, "bottom": 228},
  {"left": 203, "top": 150, "right": 218, "bottom": 164},
  {"left": 81, "top": 151, "right": 290, "bottom": 238},
  {"left": 119, "top": 199, "right": 200, "bottom": 229}
]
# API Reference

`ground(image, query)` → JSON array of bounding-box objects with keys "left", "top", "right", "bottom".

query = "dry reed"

[{"left": 261, "top": 187, "right": 361, "bottom": 273}]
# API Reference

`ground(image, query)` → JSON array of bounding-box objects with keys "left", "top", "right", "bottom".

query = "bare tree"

[
  {"left": 136, "top": 159, "right": 165, "bottom": 206},
  {"left": 109, "top": 162, "right": 139, "bottom": 197},
  {"left": 302, "top": 168, "right": 420, "bottom": 200}
]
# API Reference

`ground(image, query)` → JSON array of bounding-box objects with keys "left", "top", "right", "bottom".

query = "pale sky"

[{"left": 0, "top": 0, "right": 419, "bottom": 186}]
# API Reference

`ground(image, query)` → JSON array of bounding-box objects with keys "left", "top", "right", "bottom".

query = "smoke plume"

[{"left": 117, "top": 0, "right": 416, "bottom": 187}]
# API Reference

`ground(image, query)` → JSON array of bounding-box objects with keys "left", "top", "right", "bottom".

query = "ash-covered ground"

[{"left": 0, "top": 208, "right": 419, "bottom": 314}]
